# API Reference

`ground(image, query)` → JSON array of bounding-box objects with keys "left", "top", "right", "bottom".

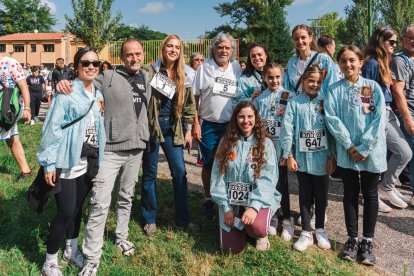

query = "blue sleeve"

[
  {"left": 249, "top": 138, "right": 280, "bottom": 212},
  {"left": 324, "top": 85, "right": 354, "bottom": 150},
  {"left": 280, "top": 100, "right": 296, "bottom": 159},
  {"left": 210, "top": 155, "right": 232, "bottom": 213},
  {"left": 320, "top": 54, "right": 339, "bottom": 96},
  {"left": 361, "top": 59, "right": 380, "bottom": 83},
  {"left": 37, "top": 94, "right": 67, "bottom": 172},
  {"left": 355, "top": 83, "right": 387, "bottom": 157}
]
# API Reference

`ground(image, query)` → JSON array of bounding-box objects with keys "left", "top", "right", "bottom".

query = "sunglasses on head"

[
  {"left": 80, "top": 60, "right": 101, "bottom": 67},
  {"left": 387, "top": 40, "right": 397, "bottom": 47}
]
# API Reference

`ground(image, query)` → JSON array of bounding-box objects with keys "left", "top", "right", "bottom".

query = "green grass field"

[{"left": 0, "top": 122, "right": 369, "bottom": 275}]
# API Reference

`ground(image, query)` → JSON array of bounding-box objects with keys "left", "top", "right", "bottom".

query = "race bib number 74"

[{"left": 299, "top": 129, "right": 327, "bottom": 152}]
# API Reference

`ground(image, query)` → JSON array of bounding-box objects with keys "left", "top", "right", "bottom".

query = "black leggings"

[
  {"left": 30, "top": 92, "right": 42, "bottom": 118},
  {"left": 276, "top": 165, "right": 291, "bottom": 219},
  {"left": 297, "top": 172, "right": 329, "bottom": 232},
  {"left": 341, "top": 168, "right": 379, "bottom": 239},
  {"left": 47, "top": 174, "right": 92, "bottom": 254}
]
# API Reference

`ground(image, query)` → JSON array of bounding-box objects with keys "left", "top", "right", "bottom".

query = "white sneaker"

[
  {"left": 315, "top": 228, "right": 331, "bottom": 250},
  {"left": 281, "top": 218, "right": 294, "bottom": 241},
  {"left": 41, "top": 262, "right": 63, "bottom": 276},
  {"left": 256, "top": 236, "right": 270, "bottom": 251},
  {"left": 29, "top": 119, "right": 35, "bottom": 125},
  {"left": 393, "top": 188, "right": 411, "bottom": 204},
  {"left": 268, "top": 215, "right": 278, "bottom": 236},
  {"left": 378, "top": 197, "right": 392, "bottom": 213},
  {"left": 379, "top": 187, "right": 408, "bottom": 209},
  {"left": 293, "top": 231, "right": 313, "bottom": 252},
  {"left": 117, "top": 240, "right": 135, "bottom": 256},
  {"left": 78, "top": 262, "right": 98, "bottom": 276},
  {"left": 62, "top": 249, "right": 84, "bottom": 268}
]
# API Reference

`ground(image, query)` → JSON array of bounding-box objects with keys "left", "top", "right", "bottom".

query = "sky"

[{"left": 40, "top": 0, "right": 352, "bottom": 40}]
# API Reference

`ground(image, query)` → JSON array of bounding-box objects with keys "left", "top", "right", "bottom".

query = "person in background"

[
  {"left": 26, "top": 66, "right": 46, "bottom": 124},
  {"left": 38, "top": 46, "right": 105, "bottom": 276},
  {"left": 0, "top": 53, "right": 32, "bottom": 181},
  {"left": 210, "top": 101, "right": 280, "bottom": 254},
  {"left": 239, "top": 60, "right": 247, "bottom": 73},
  {"left": 363, "top": 27, "right": 412, "bottom": 212},
  {"left": 390, "top": 24, "right": 414, "bottom": 207},
  {"left": 187, "top": 52, "right": 205, "bottom": 166},
  {"left": 51, "top": 58, "right": 73, "bottom": 95},
  {"left": 99, "top": 61, "right": 113, "bottom": 73}
]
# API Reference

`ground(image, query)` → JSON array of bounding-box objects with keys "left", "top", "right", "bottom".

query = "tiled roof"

[{"left": 0, "top": 33, "right": 69, "bottom": 41}]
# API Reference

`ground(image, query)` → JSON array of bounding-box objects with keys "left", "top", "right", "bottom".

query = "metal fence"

[{"left": 100, "top": 39, "right": 239, "bottom": 65}]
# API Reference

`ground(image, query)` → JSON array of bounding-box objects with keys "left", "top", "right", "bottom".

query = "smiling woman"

[{"left": 37, "top": 46, "right": 106, "bottom": 276}]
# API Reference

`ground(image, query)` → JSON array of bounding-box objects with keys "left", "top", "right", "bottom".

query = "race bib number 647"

[{"left": 299, "top": 129, "right": 327, "bottom": 152}]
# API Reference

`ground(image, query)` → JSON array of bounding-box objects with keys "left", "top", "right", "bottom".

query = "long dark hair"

[
  {"left": 216, "top": 101, "right": 269, "bottom": 179},
  {"left": 73, "top": 46, "right": 99, "bottom": 77},
  {"left": 244, "top": 42, "right": 269, "bottom": 76},
  {"left": 364, "top": 27, "right": 397, "bottom": 85}
]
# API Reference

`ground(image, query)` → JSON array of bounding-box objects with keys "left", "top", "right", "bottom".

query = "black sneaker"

[
  {"left": 202, "top": 199, "right": 215, "bottom": 219},
  {"left": 359, "top": 239, "right": 376, "bottom": 266},
  {"left": 340, "top": 238, "right": 359, "bottom": 262}
]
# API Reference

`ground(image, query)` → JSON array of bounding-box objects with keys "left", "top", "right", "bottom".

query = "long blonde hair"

[{"left": 159, "top": 34, "right": 186, "bottom": 117}]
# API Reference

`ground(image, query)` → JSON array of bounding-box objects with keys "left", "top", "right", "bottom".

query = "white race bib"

[
  {"left": 150, "top": 72, "right": 176, "bottom": 99},
  {"left": 299, "top": 129, "right": 327, "bottom": 152},
  {"left": 212, "top": 77, "right": 237, "bottom": 97},
  {"left": 228, "top": 182, "right": 252, "bottom": 206},
  {"left": 84, "top": 125, "right": 98, "bottom": 147},
  {"left": 264, "top": 119, "right": 281, "bottom": 139}
]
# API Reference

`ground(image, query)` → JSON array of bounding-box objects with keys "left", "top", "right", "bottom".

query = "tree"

[
  {"left": 0, "top": 0, "right": 56, "bottom": 36},
  {"left": 114, "top": 24, "right": 168, "bottom": 41},
  {"left": 213, "top": 0, "right": 293, "bottom": 64},
  {"left": 379, "top": 0, "right": 414, "bottom": 35},
  {"left": 65, "top": 0, "right": 122, "bottom": 52},
  {"left": 311, "top": 12, "right": 344, "bottom": 40},
  {"left": 337, "top": 0, "right": 383, "bottom": 49}
]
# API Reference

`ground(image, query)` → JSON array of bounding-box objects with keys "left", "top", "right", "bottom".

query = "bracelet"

[{"left": 23, "top": 106, "right": 31, "bottom": 110}]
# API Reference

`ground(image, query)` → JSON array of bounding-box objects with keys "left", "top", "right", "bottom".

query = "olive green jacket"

[{"left": 147, "top": 61, "right": 196, "bottom": 145}]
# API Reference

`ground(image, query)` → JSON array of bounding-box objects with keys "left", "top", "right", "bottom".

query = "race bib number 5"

[
  {"left": 299, "top": 129, "right": 327, "bottom": 152},
  {"left": 213, "top": 77, "right": 237, "bottom": 97},
  {"left": 228, "top": 182, "right": 252, "bottom": 206},
  {"left": 150, "top": 72, "right": 176, "bottom": 99}
]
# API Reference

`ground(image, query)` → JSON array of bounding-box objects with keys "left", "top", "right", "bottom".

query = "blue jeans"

[
  {"left": 397, "top": 113, "right": 414, "bottom": 195},
  {"left": 141, "top": 117, "right": 190, "bottom": 226}
]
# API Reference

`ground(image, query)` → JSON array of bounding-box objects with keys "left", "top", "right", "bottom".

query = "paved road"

[{"left": 39, "top": 103, "right": 413, "bottom": 275}]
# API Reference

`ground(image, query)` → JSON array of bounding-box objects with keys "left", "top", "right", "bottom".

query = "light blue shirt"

[
  {"left": 280, "top": 93, "right": 335, "bottom": 176},
  {"left": 37, "top": 78, "right": 106, "bottom": 173},
  {"left": 324, "top": 77, "right": 387, "bottom": 173},
  {"left": 253, "top": 87, "right": 295, "bottom": 161},
  {"left": 283, "top": 51, "right": 338, "bottom": 96},
  {"left": 210, "top": 135, "right": 281, "bottom": 232},
  {"left": 234, "top": 70, "right": 263, "bottom": 104}
]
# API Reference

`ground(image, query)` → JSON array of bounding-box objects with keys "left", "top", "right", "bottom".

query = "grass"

[{"left": 0, "top": 122, "right": 368, "bottom": 275}]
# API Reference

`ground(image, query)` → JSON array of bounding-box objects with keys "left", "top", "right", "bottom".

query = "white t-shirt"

[
  {"left": 192, "top": 58, "right": 242, "bottom": 123},
  {"left": 60, "top": 89, "right": 96, "bottom": 179}
]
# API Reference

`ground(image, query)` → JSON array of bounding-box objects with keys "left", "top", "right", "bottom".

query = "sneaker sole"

[
  {"left": 360, "top": 259, "right": 376, "bottom": 266},
  {"left": 342, "top": 255, "right": 357, "bottom": 262}
]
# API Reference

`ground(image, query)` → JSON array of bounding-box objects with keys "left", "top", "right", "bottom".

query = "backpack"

[{"left": 0, "top": 80, "right": 21, "bottom": 131}]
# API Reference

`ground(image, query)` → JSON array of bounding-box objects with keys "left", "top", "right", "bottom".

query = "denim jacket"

[
  {"left": 283, "top": 51, "right": 338, "bottom": 96},
  {"left": 324, "top": 77, "right": 387, "bottom": 173},
  {"left": 38, "top": 78, "right": 106, "bottom": 173},
  {"left": 210, "top": 135, "right": 281, "bottom": 232},
  {"left": 280, "top": 93, "right": 335, "bottom": 176},
  {"left": 253, "top": 87, "right": 296, "bottom": 161}
]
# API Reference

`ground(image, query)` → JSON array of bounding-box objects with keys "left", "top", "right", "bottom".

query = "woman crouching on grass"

[
  {"left": 37, "top": 47, "right": 105, "bottom": 275},
  {"left": 210, "top": 101, "right": 281, "bottom": 254}
]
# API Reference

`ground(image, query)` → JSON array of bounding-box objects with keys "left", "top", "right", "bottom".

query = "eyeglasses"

[
  {"left": 403, "top": 35, "right": 414, "bottom": 41},
  {"left": 387, "top": 40, "right": 398, "bottom": 47},
  {"left": 194, "top": 58, "right": 204, "bottom": 62},
  {"left": 80, "top": 60, "right": 101, "bottom": 67}
]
